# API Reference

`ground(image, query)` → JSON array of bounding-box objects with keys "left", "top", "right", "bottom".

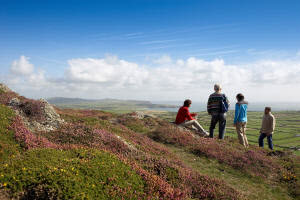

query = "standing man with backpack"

[{"left": 207, "top": 84, "right": 230, "bottom": 139}]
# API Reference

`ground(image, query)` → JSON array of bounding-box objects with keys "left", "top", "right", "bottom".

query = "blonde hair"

[{"left": 214, "top": 84, "right": 222, "bottom": 92}]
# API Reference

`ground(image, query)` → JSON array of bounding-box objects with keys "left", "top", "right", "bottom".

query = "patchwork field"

[{"left": 155, "top": 111, "right": 300, "bottom": 155}]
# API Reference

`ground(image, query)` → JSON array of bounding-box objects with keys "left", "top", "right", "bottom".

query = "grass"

[
  {"left": 168, "top": 146, "right": 294, "bottom": 200},
  {"left": 156, "top": 111, "right": 300, "bottom": 155},
  {"left": 0, "top": 89, "right": 299, "bottom": 200},
  {"left": 0, "top": 104, "right": 148, "bottom": 199},
  {"left": 0, "top": 104, "right": 21, "bottom": 162},
  {"left": 0, "top": 148, "right": 146, "bottom": 200}
]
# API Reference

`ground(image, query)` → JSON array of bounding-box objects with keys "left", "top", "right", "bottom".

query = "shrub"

[
  {"left": 9, "top": 116, "right": 58, "bottom": 149},
  {"left": 0, "top": 148, "right": 147, "bottom": 199},
  {"left": 0, "top": 104, "right": 21, "bottom": 161},
  {"left": 0, "top": 91, "right": 19, "bottom": 105},
  {"left": 118, "top": 117, "right": 151, "bottom": 134},
  {"left": 149, "top": 124, "right": 283, "bottom": 178},
  {"left": 148, "top": 125, "right": 195, "bottom": 146},
  {"left": 43, "top": 123, "right": 131, "bottom": 155},
  {"left": 18, "top": 99, "right": 46, "bottom": 122}
]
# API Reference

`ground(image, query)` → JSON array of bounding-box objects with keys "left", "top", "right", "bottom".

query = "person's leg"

[
  {"left": 218, "top": 113, "right": 226, "bottom": 139},
  {"left": 180, "top": 120, "right": 195, "bottom": 128},
  {"left": 193, "top": 120, "right": 209, "bottom": 136},
  {"left": 192, "top": 120, "right": 208, "bottom": 135},
  {"left": 267, "top": 135, "right": 273, "bottom": 150},
  {"left": 209, "top": 115, "right": 218, "bottom": 138},
  {"left": 259, "top": 133, "right": 266, "bottom": 148},
  {"left": 236, "top": 122, "right": 245, "bottom": 146},
  {"left": 242, "top": 123, "right": 249, "bottom": 147}
]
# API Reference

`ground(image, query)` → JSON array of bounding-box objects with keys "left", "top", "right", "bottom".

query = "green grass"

[
  {"left": 0, "top": 105, "right": 147, "bottom": 199},
  {"left": 168, "top": 146, "right": 294, "bottom": 200},
  {"left": 157, "top": 111, "right": 300, "bottom": 155},
  {"left": 0, "top": 148, "right": 146, "bottom": 199},
  {"left": 1, "top": 99, "right": 299, "bottom": 199},
  {"left": 0, "top": 104, "right": 22, "bottom": 162}
]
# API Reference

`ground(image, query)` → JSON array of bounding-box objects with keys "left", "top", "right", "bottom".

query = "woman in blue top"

[{"left": 234, "top": 93, "right": 249, "bottom": 147}]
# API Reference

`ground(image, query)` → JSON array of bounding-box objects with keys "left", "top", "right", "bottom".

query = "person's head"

[
  {"left": 214, "top": 84, "right": 222, "bottom": 93},
  {"left": 183, "top": 99, "right": 192, "bottom": 107},
  {"left": 264, "top": 107, "right": 271, "bottom": 114},
  {"left": 236, "top": 93, "right": 245, "bottom": 102}
]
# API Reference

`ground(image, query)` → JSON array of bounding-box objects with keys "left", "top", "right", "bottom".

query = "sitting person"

[{"left": 175, "top": 99, "right": 209, "bottom": 136}]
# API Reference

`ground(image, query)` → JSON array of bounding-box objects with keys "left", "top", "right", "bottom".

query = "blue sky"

[{"left": 1, "top": 0, "right": 300, "bottom": 101}]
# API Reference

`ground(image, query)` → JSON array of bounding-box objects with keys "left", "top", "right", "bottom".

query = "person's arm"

[
  {"left": 184, "top": 108, "right": 194, "bottom": 120},
  {"left": 270, "top": 116, "right": 275, "bottom": 133},
  {"left": 207, "top": 96, "right": 212, "bottom": 114},
  {"left": 224, "top": 94, "right": 230, "bottom": 107},
  {"left": 233, "top": 104, "right": 239, "bottom": 125},
  {"left": 191, "top": 113, "right": 197, "bottom": 117},
  {"left": 260, "top": 115, "right": 264, "bottom": 133}
]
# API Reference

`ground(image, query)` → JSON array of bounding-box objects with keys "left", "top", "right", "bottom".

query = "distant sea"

[{"left": 152, "top": 101, "right": 300, "bottom": 112}]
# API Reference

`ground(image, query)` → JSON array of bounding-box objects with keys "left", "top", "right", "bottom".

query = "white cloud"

[
  {"left": 10, "top": 55, "right": 34, "bottom": 76},
  {"left": 297, "top": 50, "right": 300, "bottom": 57},
  {"left": 6, "top": 56, "right": 47, "bottom": 92},
  {"left": 65, "top": 56, "right": 148, "bottom": 88},
  {"left": 4, "top": 54, "right": 300, "bottom": 101}
]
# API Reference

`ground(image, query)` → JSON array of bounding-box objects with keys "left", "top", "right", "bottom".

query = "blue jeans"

[
  {"left": 209, "top": 113, "right": 226, "bottom": 139},
  {"left": 258, "top": 133, "right": 273, "bottom": 150}
]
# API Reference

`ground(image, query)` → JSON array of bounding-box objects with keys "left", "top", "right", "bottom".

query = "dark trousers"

[
  {"left": 259, "top": 133, "right": 273, "bottom": 150},
  {"left": 209, "top": 113, "right": 226, "bottom": 139}
]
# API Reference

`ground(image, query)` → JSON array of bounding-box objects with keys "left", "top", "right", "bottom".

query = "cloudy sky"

[{"left": 1, "top": 0, "right": 300, "bottom": 102}]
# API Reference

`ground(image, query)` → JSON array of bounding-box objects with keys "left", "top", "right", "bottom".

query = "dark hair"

[
  {"left": 265, "top": 107, "right": 271, "bottom": 111},
  {"left": 183, "top": 99, "right": 192, "bottom": 107},
  {"left": 236, "top": 93, "right": 244, "bottom": 102}
]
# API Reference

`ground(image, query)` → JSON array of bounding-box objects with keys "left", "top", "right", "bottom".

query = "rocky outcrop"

[
  {"left": 129, "top": 111, "right": 156, "bottom": 119},
  {"left": 0, "top": 83, "right": 64, "bottom": 133},
  {"left": 0, "top": 83, "right": 12, "bottom": 93},
  {"left": 14, "top": 98, "right": 64, "bottom": 132}
]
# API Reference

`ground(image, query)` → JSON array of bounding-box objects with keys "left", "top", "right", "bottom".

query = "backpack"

[{"left": 220, "top": 94, "right": 229, "bottom": 113}]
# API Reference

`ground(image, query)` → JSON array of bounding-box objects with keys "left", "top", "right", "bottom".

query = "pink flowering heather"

[
  {"left": 41, "top": 123, "right": 131, "bottom": 155},
  {"left": 150, "top": 124, "right": 282, "bottom": 177},
  {"left": 10, "top": 116, "right": 58, "bottom": 149},
  {"left": 0, "top": 91, "right": 19, "bottom": 105}
]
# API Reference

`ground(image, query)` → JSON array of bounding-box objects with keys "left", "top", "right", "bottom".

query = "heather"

[
  {"left": 0, "top": 87, "right": 299, "bottom": 199},
  {"left": 41, "top": 110, "right": 242, "bottom": 199},
  {"left": 0, "top": 104, "right": 21, "bottom": 161},
  {"left": 0, "top": 148, "right": 147, "bottom": 199},
  {"left": 149, "top": 124, "right": 282, "bottom": 178}
]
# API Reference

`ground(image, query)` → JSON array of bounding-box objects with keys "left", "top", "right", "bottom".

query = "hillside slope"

[{"left": 0, "top": 84, "right": 299, "bottom": 200}]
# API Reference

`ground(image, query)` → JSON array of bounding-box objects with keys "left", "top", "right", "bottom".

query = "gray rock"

[
  {"left": 9, "top": 98, "right": 21, "bottom": 107},
  {"left": 131, "top": 111, "right": 156, "bottom": 119},
  {"left": 0, "top": 83, "right": 12, "bottom": 93}
]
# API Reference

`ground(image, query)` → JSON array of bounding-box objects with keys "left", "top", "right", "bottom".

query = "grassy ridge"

[{"left": 0, "top": 104, "right": 149, "bottom": 200}]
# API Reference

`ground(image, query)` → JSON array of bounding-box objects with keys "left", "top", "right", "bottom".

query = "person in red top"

[{"left": 175, "top": 99, "right": 209, "bottom": 136}]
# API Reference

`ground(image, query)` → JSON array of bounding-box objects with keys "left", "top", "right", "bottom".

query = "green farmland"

[{"left": 157, "top": 111, "right": 300, "bottom": 155}]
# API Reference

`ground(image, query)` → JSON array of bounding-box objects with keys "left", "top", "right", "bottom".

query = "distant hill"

[{"left": 47, "top": 97, "right": 178, "bottom": 112}]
